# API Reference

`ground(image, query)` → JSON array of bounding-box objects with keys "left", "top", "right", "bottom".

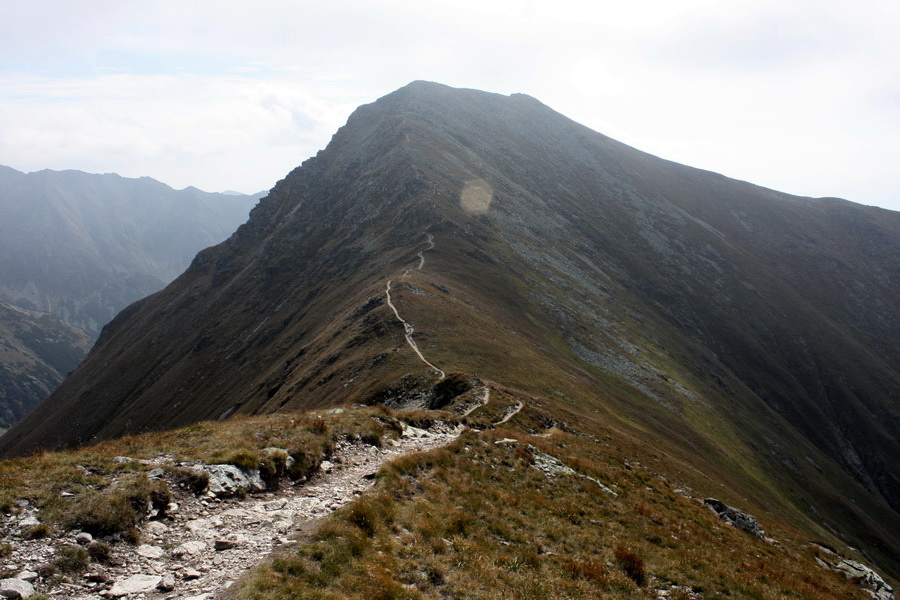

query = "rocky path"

[
  {"left": 494, "top": 400, "right": 524, "bottom": 425},
  {"left": 2, "top": 423, "right": 461, "bottom": 600},
  {"left": 386, "top": 231, "right": 446, "bottom": 380},
  {"left": 385, "top": 280, "right": 446, "bottom": 379},
  {"left": 461, "top": 387, "right": 490, "bottom": 417}
]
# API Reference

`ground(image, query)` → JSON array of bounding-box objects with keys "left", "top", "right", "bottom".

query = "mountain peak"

[{"left": 3, "top": 83, "right": 898, "bottom": 579}]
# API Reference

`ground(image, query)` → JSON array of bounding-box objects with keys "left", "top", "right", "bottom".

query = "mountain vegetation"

[{"left": 0, "top": 82, "right": 896, "bottom": 595}]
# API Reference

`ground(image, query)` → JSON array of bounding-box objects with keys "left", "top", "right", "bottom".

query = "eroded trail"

[
  {"left": 494, "top": 400, "right": 524, "bottom": 425},
  {"left": 385, "top": 280, "right": 446, "bottom": 379},
  {"left": 387, "top": 232, "right": 445, "bottom": 379},
  {"left": 57, "top": 423, "right": 463, "bottom": 600},
  {"left": 461, "top": 387, "right": 491, "bottom": 416}
]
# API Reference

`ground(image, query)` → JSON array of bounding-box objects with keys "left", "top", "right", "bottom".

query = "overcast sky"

[{"left": 1, "top": 0, "right": 898, "bottom": 211}]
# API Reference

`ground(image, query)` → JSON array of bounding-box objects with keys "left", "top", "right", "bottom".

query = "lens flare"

[{"left": 460, "top": 178, "right": 493, "bottom": 215}]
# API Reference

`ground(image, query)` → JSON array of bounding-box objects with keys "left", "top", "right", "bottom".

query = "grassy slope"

[
  {"left": 377, "top": 227, "right": 900, "bottom": 581},
  {"left": 0, "top": 401, "right": 875, "bottom": 599},
  {"left": 231, "top": 407, "right": 876, "bottom": 600}
]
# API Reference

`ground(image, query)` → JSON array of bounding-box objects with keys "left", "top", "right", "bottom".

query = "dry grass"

[
  {"left": 234, "top": 428, "right": 870, "bottom": 600},
  {"left": 0, "top": 406, "right": 456, "bottom": 542}
]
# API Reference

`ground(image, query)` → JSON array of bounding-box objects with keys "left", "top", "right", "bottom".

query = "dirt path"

[
  {"left": 50, "top": 423, "right": 462, "bottom": 600},
  {"left": 494, "top": 400, "right": 524, "bottom": 425},
  {"left": 461, "top": 387, "right": 491, "bottom": 416},
  {"left": 387, "top": 231, "right": 445, "bottom": 379},
  {"left": 415, "top": 233, "right": 435, "bottom": 271},
  {"left": 385, "top": 280, "right": 446, "bottom": 379}
]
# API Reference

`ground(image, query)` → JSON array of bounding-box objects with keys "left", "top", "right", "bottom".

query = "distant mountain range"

[
  {"left": 1, "top": 82, "right": 897, "bottom": 582},
  {"left": 0, "top": 165, "right": 261, "bottom": 428}
]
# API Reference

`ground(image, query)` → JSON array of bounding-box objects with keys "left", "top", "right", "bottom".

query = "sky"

[{"left": 1, "top": 0, "right": 898, "bottom": 211}]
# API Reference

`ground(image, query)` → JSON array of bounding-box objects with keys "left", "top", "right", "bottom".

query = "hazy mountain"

[
  {"left": 0, "top": 165, "right": 261, "bottom": 335},
  {"left": 0, "top": 166, "right": 261, "bottom": 427},
  {"left": 2, "top": 82, "right": 896, "bottom": 578},
  {"left": 0, "top": 302, "right": 93, "bottom": 433}
]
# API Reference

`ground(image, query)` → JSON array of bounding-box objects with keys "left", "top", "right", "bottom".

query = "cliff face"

[{"left": 2, "top": 82, "right": 897, "bottom": 574}]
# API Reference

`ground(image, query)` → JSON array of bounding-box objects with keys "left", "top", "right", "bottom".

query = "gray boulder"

[
  {"left": 108, "top": 574, "right": 162, "bottom": 597},
  {"left": 833, "top": 559, "right": 893, "bottom": 600},
  {"left": 704, "top": 498, "right": 766, "bottom": 539},
  {"left": 199, "top": 464, "right": 265, "bottom": 497},
  {"left": 0, "top": 578, "right": 34, "bottom": 599}
]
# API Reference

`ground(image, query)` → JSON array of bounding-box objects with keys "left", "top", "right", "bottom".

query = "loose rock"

[
  {"left": 214, "top": 539, "right": 241, "bottom": 551},
  {"left": 831, "top": 559, "right": 893, "bottom": 600},
  {"left": 0, "top": 578, "right": 34, "bottom": 599},
  {"left": 202, "top": 465, "right": 265, "bottom": 496},
  {"left": 135, "top": 544, "right": 164, "bottom": 559},
  {"left": 172, "top": 540, "right": 207, "bottom": 557},
  {"left": 108, "top": 574, "right": 162, "bottom": 597},
  {"left": 157, "top": 574, "right": 176, "bottom": 592}
]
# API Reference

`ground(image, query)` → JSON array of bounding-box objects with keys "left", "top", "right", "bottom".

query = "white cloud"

[{"left": 0, "top": 0, "right": 897, "bottom": 209}]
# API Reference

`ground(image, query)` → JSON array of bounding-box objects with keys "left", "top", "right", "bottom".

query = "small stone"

[
  {"left": 144, "top": 521, "right": 169, "bottom": 536},
  {"left": 182, "top": 567, "right": 202, "bottom": 580},
  {"left": 136, "top": 544, "right": 164, "bottom": 559},
  {"left": 264, "top": 499, "right": 288, "bottom": 511},
  {"left": 214, "top": 539, "right": 239, "bottom": 551},
  {"left": 0, "top": 578, "right": 34, "bottom": 599},
  {"left": 108, "top": 574, "right": 162, "bottom": 597},
  {"left": 18, "top": 517, "right": 39, "bottom": 528},
  {"left": 157, "top": 574, "right": 176, "bottom": 592},
  {"left": 75, "top": 532, "right": 93, "bottom": 545},
  {"left": 319, "top": 460, "right": 334, "bottom": 473},
  {"left": 167, "top": 502, "right": 179, "bottom": 513},
  {"left": 14, "top": 572, "right": 36, "bottom": 584},
  {"left": 85, "top": 571, "right": 110, "bottom": 583},
  {"left": 171, "top": 541, "right": 206, "bottom": 557}
]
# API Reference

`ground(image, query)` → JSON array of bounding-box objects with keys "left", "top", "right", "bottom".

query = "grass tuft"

[
  {"left": 614, "top": 544, "right": 646, "bottom": 586},
  {"left": 54, "top": 473, "right": 169, "bottom": 540},
  {"left": 86, "top": 540, "right": 112, "bottom": 563},
  {"left": 23, "top": 523, "right": 54, "bottom": 539},
  {"left": 564, "top": 557, "right": 609, "bottom": 584},
  {"left": 51, "top": 543, "right": 89, "bottom": 573}
]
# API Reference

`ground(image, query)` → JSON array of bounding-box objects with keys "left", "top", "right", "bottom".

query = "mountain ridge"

[
  {"left": 2, "top": 81, "right": 897, "bottom": 578},
  {"left": 0, "top": 165, "right": 261, "bottom": 428}
]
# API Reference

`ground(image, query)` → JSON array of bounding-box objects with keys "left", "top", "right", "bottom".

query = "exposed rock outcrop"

[
  {"left": 830, "top": 559, "right": 894, "bottom": 600},
  {"left": 704, "top": 498, "right": 767, "bottom": 540}
]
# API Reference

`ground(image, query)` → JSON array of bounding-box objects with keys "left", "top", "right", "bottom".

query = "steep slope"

[
  {"left": 0, "top": 165, "right": 261, "bottom": 336},
  {"left": 0, "top": 302, "right": 92, "bottom": 431},
  {"left": 1, "top": 82, "right": 897, "bottom": 578}
]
